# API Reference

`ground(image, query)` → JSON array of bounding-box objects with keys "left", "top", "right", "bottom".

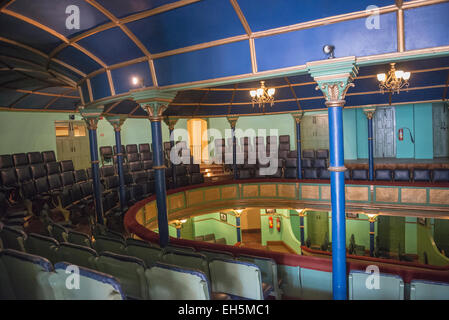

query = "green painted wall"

[
  {"left": 342, "top": 108, "right": 358, "bottom": 160},
  {"left": 356, "top": 108, "right": 369, "bottom": 159},
  {"left": 434, "top": 218, "right": 449, "bottom": 256},
  {"left": 192, "top": 212, "right": 237, "bottom": 245},
  {"left": 377, "top": 216, "right": 406, "bottom": 254},
  {"left": 396, "top": 105, "right": 415, "bottom": 158},
  {"left": 405, "top": 217, "right": 418, "bottom": 254},
  {"left": 413, "top": 103, "right": 433, "bottom": 159},
  {"left": 260, "top": 209, "right": 301, "bottom": 254},
  {"left": 417, "top": 219, "right": 449, "bottom": 266}
]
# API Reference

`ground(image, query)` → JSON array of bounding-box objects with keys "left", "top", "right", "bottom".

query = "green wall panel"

[
  {"left": 413, "top": 103, "right": 433, "bottom": 159},
  {"left": 396, "top": 105, "right": 415, "bottom": 158},
  {"left": 343, "top": 108, "right": 358, "bottom": 160},
  {"left": 356, "top": 108, "right": 368, "bottom": 159}
]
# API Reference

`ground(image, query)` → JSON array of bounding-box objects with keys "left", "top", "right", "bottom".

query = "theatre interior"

[{"left": 1, "top": 0, "right": 449, "bottom": 301}]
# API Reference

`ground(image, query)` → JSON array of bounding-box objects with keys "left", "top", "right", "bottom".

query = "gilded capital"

[
  {"left": 164, "top": 117, "right": 179, "bottom": 131},
  {"left": 141, "top": 102, "right": 168, "bottom": 122},
  {"left": 363, "top": 107, "right": 376, "bottom": 120},
  {"left": 227, "top": 116, "right": 239, "bottom": 129},
  {"left": 106, "top": 115, "right": 127, "bottom": 132},
  {"left": 79, "top": 105, "right": 104, "bottom": 130},
  {"left": 291, "top": 111, "right": 304, "bottom": 124}
]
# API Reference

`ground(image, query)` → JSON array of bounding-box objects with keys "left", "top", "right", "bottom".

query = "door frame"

[{"left": 373, "top": 106, "right": 396, "bottom": 158}]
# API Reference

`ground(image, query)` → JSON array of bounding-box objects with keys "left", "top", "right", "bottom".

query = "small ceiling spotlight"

[
  {"left": 131, "top": 76, "right": 144, "bottom": 88},
  {"left": 323, "top": 45, "right": 335, "bottom": 59}
]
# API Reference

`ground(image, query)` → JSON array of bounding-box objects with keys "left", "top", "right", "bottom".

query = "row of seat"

[{"left": 0, "top": 224, "right": 278, "bottom": 300}]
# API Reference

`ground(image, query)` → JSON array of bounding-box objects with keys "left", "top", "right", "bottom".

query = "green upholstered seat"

[
  {"left": 49, "top": 262, "right": 125, "bottom": 300},
  {"left": 410, "top": 280, "right": 449, "bottom": 300},
  {"left": 165, "top": 244, "right": 196, "bottom": 253},
  {"left": 125, "top": 242, "right": 162, "bottom": 267},
  {"left": 93, "top": 235, "right": 126, "bottom": 255},
  {"left": 125, "top": 237, "right": 150, "bottom": 247},
  {"left": 199, "top": 249, "right": 233, "bottom": 261},
  {"left": 55, "top": 242, "right": 98, "bottom": 269},
  {"left": 0, "top": 225, "right": 27, "bottom": 252},
  {"left": 161, "top": 249, "right": 210, "bottom": 280},
  {"left": 146, "top": 262, "right": 210, "bottom": 300},
  {"left": 95, "top": 252, "right": 148, "bottom": 300},
  {"left": 67, "top": 230, "right": 92, "bottom": 248},
  {"left": 48, "top": 223, "right": 68, "bottom": 243},
  {"left": 348, "top": 270, "right": 404, "bottom": 300},
  {"left": 25, "top": 233, "right": 59, "bottom": 264},
  {"left": 209, "top": 258, "right": 266, "bottom": 300},
  {"left": 238, "top": 254, "right": 281, "bottom": 299},
  {"left": 0, "top": 249, "right": 55, "bottom": 299}
]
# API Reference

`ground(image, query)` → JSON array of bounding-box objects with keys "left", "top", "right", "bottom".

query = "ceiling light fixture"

[
  {"left": 131, "top": 76, "right": 144, "bottom": 88},
  {"left": 323, "top": 44, "right": 335, "bottom": 59},
  {"left": 249, "top": 81, "right": 275, "bottom": 111},
  {"left": 377, "top": 63, "right": 411, "bottom": 95}
]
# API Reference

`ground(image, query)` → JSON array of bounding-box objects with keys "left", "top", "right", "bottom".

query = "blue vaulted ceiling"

[{"left": 0, "top": 0, "right": 448, "bottom": 116}]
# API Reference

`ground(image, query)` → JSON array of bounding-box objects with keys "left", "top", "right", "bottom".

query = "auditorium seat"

[
  {"left": 237, "top": 254, "right": 281, "bottom": 299},
  {"left": 413, "top": 169, "right": 431, "bottom": 182},
  {"left": 284, "top": 158, "right": 297, "bottom": 179},
  {"left": 12, "top": 153, "right": 29, "bottom": 167},
  {"left": 24, "top": 233, "right": 59, "bottom": 264},
  {"left": 45, "top": 162, "right": 61, "bottom": 176},
  {"left": 59, "top": 160, "right": 74, "bottom": 173},
  {"left": 352, "top": 169, "right": 368, "bottom": 181},
  {"left": 51, "top": 262, "right": 125, "bottom": 300},
  {"left": 375, "top": 169, "right": 392, "bottom": 181},
  {"left": 303, "top": 168, "right": 318, "bottom": 179},
  {"left": 67, "top": 230, "right": 92, "bottom": 248},
  {"left": 161, "top": 249, "right": 210, "bottom": 279},
  {"left": 165, "top": 244, "right": 196, "bottom": 253},
  {"left": 0, "top": 249, "right": 55, "bottom": 299},
  {"left": 318, "top": 168, "right": 330, "bottom": 180},
  {"left": 174, "top": 165, "right": 189, "bottom": 187},
  {"left": 126, "top": 242, "right": 162, "bottom": 267},
  {"left": 42, "top": 151, "right": 56, "bottom": 163},
  {"left": 96, "top": 251, "right": 148, "bottom": 300},
  {"left": 348, "top": 270, "right": 404, "bottom": 300},
  {"left": 313, "top": 159, "right": 327, "bottom": 168},
  {"left": 0, "top": 225, "right": 27, "bottom": 251},
  {"left": 93, "top": 235, "right": 126, "bottom": 255},
  {"left": 189, "top": 164, "right": 204, "bottom": 185},
  {"left": 410, "top": 279, "right": 449, "bottom": 300},
  {"left": 27, "top": 152, "right": 43, "bottom": 165},
  {"left": 146, "top": 262, "right": 212, "bottom": 300},
  {"left": 316, "top": 149, "right": 329, "bottom": 159},
  {"left": 393, "top": 169, "right": 410, "bottom": 182},
  {"left": 209, "top": 258, "right": 271, "bottom": 300},
  {"left": 100, "top": 146, "right": 113, "bottom": 165},
  {"left": 199, "top": 249, "right": 234, "bottom": 261},
  {"left": 301, "top": 158, "right": 313, "bottom": 168},
  {"left": 302, "top": 149, "right": 315, "bottom": 159},
  {"left": 432, "top": 169, "right": 449, "bottom": 183},
  {"left": 48, "top": 222, "right": 68, "bottom": 243},
  {"left": 56, "top": 242, "right": 98, "bottom": 269},
  {"left": 126, "top": 144, "right": 138, "bottom": 155},
  {"left": 0, "top": 155, "right": 13, "bottom": 169}
]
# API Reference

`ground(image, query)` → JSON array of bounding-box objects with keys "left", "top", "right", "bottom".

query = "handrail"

[{"left": 124, "top": 179, "right": 449, "bottom": 284}]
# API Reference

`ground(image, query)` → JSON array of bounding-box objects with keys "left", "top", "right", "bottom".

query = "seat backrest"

[
  {"left": 101, "top": 165, "right": 115, "bottom": 178},
  {"left": 393, "top": 169, "right": 410, "bottom": 181},
  {"left": 413, "top": 169, "right": 431, "bottom": 182},
  {"left": 100, "top": 146, "right": 113, "bottom": 156},
  {"left": 161, "top": 250, "right": 210, "bottom": 280},
  {"left": 138, "top": 143, "right": 150, "bottom": 153},
  {"left": 237, "top": 254, "right": 279, "bottom": 297},
  {"left": 27, "top": 152, "right": 43, "bottom": 165},
  {"left": 375, "top": 169, "right": 392, "bottom": 181},
  {"left": 0, "top": 249, "right": 55, "bottom": 299},
  {"left": 279, "top": 135, "right": 290, "bottom": 144},
  {"left": 199, "top": 249, "right": 233, "bottom": 261},
  {"left": 30, "top": 164, "right": 46, "bottom": 179},
  {"left": 74, "top": 169, "right": 88, "bottom": 183},
  {"left": 15, "top": 166, "right": 32, "bottom": 183},
  {"left": 25, "top": 233, "right": 59, "bottom": 264},
  {"left": 0, "top": 168, "right": 17, "bottom": 187},
  {"left": 127, "top": 152, "right": 140, "bottom": 163},
  {"left": 60, "top": 171, "right": 75, "bottom": 186},
  {"left": 0, "top": 155, "right": 13, "bottom": 169},
  {"left": 352, "top": 169, "right": 368, "bottom": 180},
  {"left": 93, "top": 235, "right": 126, "bottom": 254},
  {"left": 433, "top": 169, "right": 449, "bottom": 182},
  {"left": 410, "top": 279, "right": 449, "bottom": 300},
  {"left": 96, "top": 252, "right": 148, "bottom": 300},
  {"left": 68, "top": 230, "right": 92, "bottom": 248},
  {"left": 0, "top": 225, "right": 27, "bottom": 251},
  {"left": 12, "top": 153, "right": 29, "bottom": 167},
  {"left": 47, "top": 174, "right": 62, "bottom": 191},
  {"left": 165, "top": 243, "right": 196, "bottom": 253},
  {"left": 42, "top": 151, "right": 56, "bottom": 163},
  {"left": 146, "top": 262, "right": 210, "bottom": 300},
  {"left": 209, "top": 258, "right": 263, "bottom": 300},
  {"left": 315, "top": 149, "right": 329, "bottom": 159},
  {"left": 60, "top": 160, "right": 74, "bottom": 173},
  {"left": 50, "top": 262, "right": 125, "bottom": 300},
  {"left": 49, "top": 223, "right": 68, "bottom": 243},
  {"left": 126, "top": 144, "right": 138, "bottom": 154},
  {"left": 302, "top": 149, "right": 315, "bottom": 159},
  {"left": 56, "top": 242, "right": 98, "bottom": 269},
  {"left": 348, "top": 270, "right": 404, "bottom": 300},
  {"left": 126, "top": 243, "right": 162, "bottom": 267}
]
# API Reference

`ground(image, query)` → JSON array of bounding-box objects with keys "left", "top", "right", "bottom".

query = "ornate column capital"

[
  {"left": 227, "top": 116, "right": 239, "bottom": 129},
  {"left": 163, "top": 116, "right": 179, "bottom": 131},
  {"left": 291, "top": 111, "right": 305, "bottom": 124},
  {"left": 79, "top": 105, "right": 104, "bottom": 130},
  {"left": 105, "top": 115, "right": 127, "bottom": 132},
  {"left": 363, "top": 107, "right": 377, "bottom": 119},
  {"left": 307, "top": 56, "right": 358, "bottom": 107},
  {"left": 130, "top": 88, "right": 177, "bottom": 122}
]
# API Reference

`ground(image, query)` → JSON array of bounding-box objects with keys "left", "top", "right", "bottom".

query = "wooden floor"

[{"left": 240, "top": 230, "right": 294, "bottom": 254}]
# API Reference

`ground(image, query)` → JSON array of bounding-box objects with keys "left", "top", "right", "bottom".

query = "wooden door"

[
  {"left": 306, "top": 211, "right": 329, "bottom": 246},
  {"left": 187, "top": 119, "right": 209, "bottom": 164},
  {"left": 374, "top": 107, "right": 396, "bottom": 158},
  {"left": 301, "top": 115, "right": 329, "bottom": 151},
  {"left": 55, "top": 121, "right": 90, "bottom": 170},
  {"left": 433, "top": 104, "right": 449, "bottom": 157}
]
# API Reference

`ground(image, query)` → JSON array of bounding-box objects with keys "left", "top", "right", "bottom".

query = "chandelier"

[
  {"left": 250, "top": 81, "right": 275, "bottom": 110},
  {"left": 377, "top": 63, "right": 411, "bottom": 94}
]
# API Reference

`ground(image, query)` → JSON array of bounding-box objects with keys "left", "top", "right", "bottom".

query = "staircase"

[{"left": 200, "top": 163, "right": 232, "bottom": 183}]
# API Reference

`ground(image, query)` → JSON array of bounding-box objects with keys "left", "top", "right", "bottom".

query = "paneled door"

[
  {"left": 433, "top": 103, "right": 449, "bottom": 157},
  {"left": 55, "top": 121, "right": 91, "bottom": 170},
  {"left": 301, "top": 115, "right": 329, "bottom": 151},
  {"left": 373, "top": 107, "right": 396, "bottom": 158}
]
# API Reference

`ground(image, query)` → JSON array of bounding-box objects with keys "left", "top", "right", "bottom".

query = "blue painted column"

[
  {"left": 364, "top": 109, "right": 376, "bottom": 181},
  {"left": 106, "top": 116, "right": 127, "bottom": 211},
  {"left": 292, "top": 112, "right": 304, "bottom": 179},
  {"left": 299, "top": 211, "right": 305, "bottom": 245},
  {"left": 227, "top": 117, "right": 238, "bottom": 180},
  {"left": 176, "top": 225, "right": 181, "bottom": 239},
  {"left": 80, "top": 107, "right": 104, "bottom": 225},
  {"left": 308, "top": 56, "right": 358, "bottom": 300}
]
